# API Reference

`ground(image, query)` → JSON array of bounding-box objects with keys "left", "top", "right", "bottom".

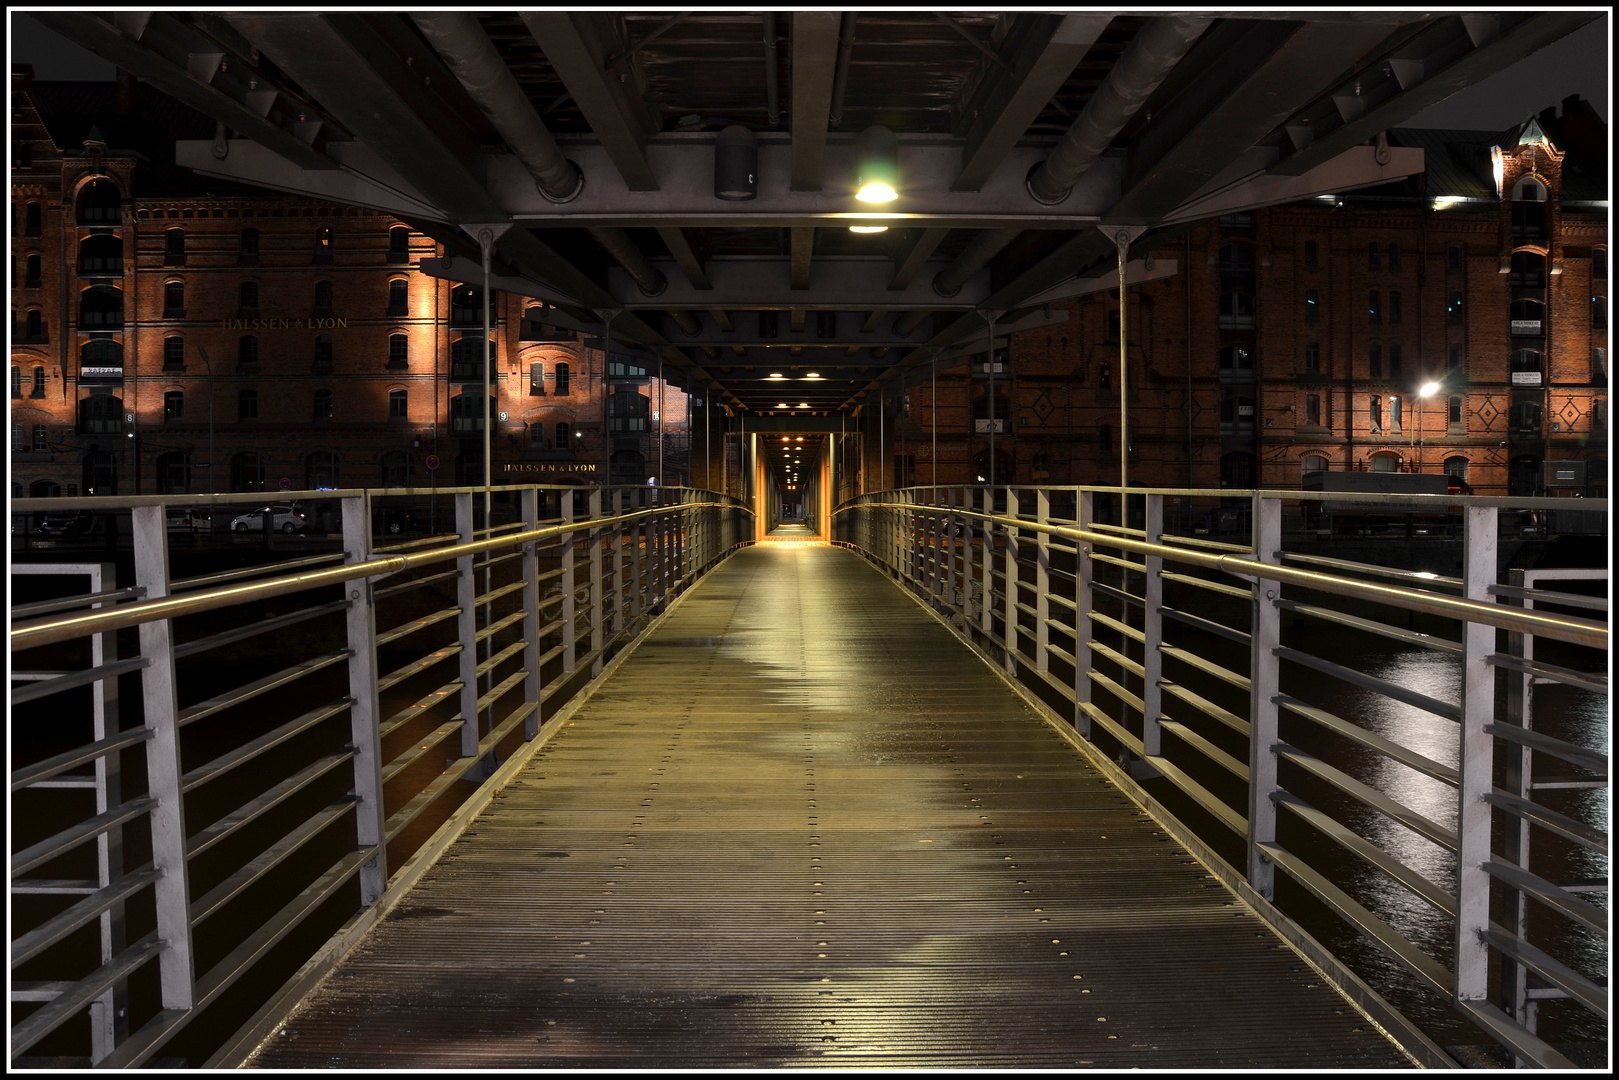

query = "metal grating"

[{"left": 243, "top": 546, "right": 1414, "bottom": 1068}]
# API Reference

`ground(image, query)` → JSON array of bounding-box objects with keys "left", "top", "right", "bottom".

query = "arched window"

[
  {"left": 451, "top": 336, "right": 496, "bottom": 380},
  {"left": 555, "top": 421, "right": 572, "bottom": 447},
  {"left": 80, "top": 338, "right": 123, "bottom": 372},
  {"left": 240, "top": 227, "right": 259, "bottom": 257},
  {"left": 79, "top": 394, "right": 123, "bottom": 435},
  {"left": 609, "top": 390, "right": 651, "bottom": 432},
  {"left": 1367, "top": 290, "right": 1381, "bottom": 324},
  {"left": 306, "top": 450, "right": 339, "bottom": 489},
  {"left": 164, "top": 280, "right": 185, "bottom": 317},
  {"left": 164, "top": 336, "right": 185, "bottom": 370},
  {"left": 26, "top": 309, "right": 44, "bottom": 339},
  {"left": 529, "top": 422, "right": 547, "bottom": 449},
  {"left": 78, "top": 235, "right": 122, "bottom": 274},
  {"left": 1302, "top": 453, "right": 1329, "bottom": 478},
  {"left": 313, "top": 389, "right": 334, "bottom": 421},
  {"left": 79, "top": 284, "right": 124, "bottom": 327},
  {"left": 313, "top": 334, "right": 334, "bottom": 366},
  {"left": 388, "top": 388, "right": 408, "bottom": 419},
  {"left": 231, "top": 451, "right": 266, "bottom": 492},
  {"left": 1218, "top": 289, "right": 1254, "bottom": 328},
  {"left": 1509, "top": 250, "right": 1545, "bottom": 287},
  {"left": 1511, "top": 176, "right": 1547, "bottom": 239},
  {"left": 388, "top": 333, "right": 409, "bottom": 369},
  {"left": 1218, "top": 344, "right": 1253, "bottom": 374},
  {"left": 1510, "top": 349, "right": 1542, "bottom": 378},
  {"left": 1510, "top": 298, "right": 1544, "bottom": 334},
  {"left": 554, "top": 361, "right": 571, "bottom": 396},
  {"left": 314, "top": 227, "right": 334, "bottom": 261},
  {"left": 77, "top": 178, "right": 121, "bottom": 224},
  {"left": 450, "top": 285, "right": 488, "bottom": 326},
  {"left": 164, "top": 228, "right": 186, "bottom": 264},
  {"left": 313, "top": 280, "right": 334, "bottom": 311},
  {"left": 1445, "top": 456, "right": 1470, "bottom": 485},
  {"left": 239, "top": 280, "right": 259, "bottom": 312},
  {"left": 26, "top": 202, "right": 42, "bottom": 235},
  {"left": 381, "top": 450, "right": 413, "bottom": 487},
  {"left": 155, "top": 451, "right": 189, "bottom": 494},
  {"left": 31, "top": 366, "right": 46, "bottom": 397},
  {"left": 10, "top": 366, "right": 21, "bottom": 398},
  {"left": 25, "top": 253, "right": 42, "bottom": 287},
  {"left": 238, "top": 388, "right": 258, "bottom": 420},
  {"left": 1369, "top": 452, "right": 1401, "bottom": 473},
  {"left": 164, "top": 390, "right": 184, "bottom": 422},
  {"left": 387, "top": 279, "right": 407, "bottom": 315},
  {"left": 388, "top": 226, "right": 411, "bottom": 262},
  {"left": 611, "top": 447, "right": 646, "bottom": 485},
  {"left": 1218, "top": 241, "right": 1254, "bottom": 277},
  {"left": 239, "top": 335, "right": 259, "bottom": 365},
  {"left": 529, "top": 361, "right": 547, "bottom": 395}
]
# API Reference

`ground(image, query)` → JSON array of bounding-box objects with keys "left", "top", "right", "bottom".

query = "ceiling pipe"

[
  {"left": 829, "top": 12, "right": 859, "bottom": 128},
  {"left": 933, "top": 226, "right": 1020, "bottom": 297},
  {"left": 411, "top": 11, "right": 583, "bottom": 202},
  {"left": 589, "top": 226, "right": 667, "bottom": 297},
  {"left": 1026, "top": 14, "right": 1213, "bottom": 205},
  {"left": 763, "top": 13, "right": 781, "bottom": 126}
]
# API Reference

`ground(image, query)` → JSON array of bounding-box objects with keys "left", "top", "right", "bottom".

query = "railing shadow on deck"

[
  {"left": 9, "top": 484, "right": 753, "bottom": 1068},
  {"left": 834, "top": 483, "right": 1608, "bottom": 1071}
]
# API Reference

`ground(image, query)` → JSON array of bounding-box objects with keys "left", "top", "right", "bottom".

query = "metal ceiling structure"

[{"left": 36, "top": 9, "right": 1599, "bottom": 425}]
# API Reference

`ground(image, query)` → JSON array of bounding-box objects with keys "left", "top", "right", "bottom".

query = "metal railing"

[
  {"left": 834, "top": 484, "right": 1608, "bottom": 1069},
  {"left": 10, "top": 484, "right": 753, "bottom": 1067}
]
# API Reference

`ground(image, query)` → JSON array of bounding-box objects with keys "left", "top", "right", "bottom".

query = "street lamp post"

[
  {"left": 196, "top": 345, "right": 216, "bottom": 493},
  {"left": 1417, "top": 380, "right": 1440, "bottom": 472}
]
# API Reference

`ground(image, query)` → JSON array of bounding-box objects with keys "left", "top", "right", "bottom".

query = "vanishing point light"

[{"left": 855, "top": 124, "right": 899, "bottom": 203}]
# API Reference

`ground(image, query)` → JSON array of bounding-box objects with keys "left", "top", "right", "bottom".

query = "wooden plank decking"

[{"left": 244, "top": 544, "right": 1415, "bottom": 1069}]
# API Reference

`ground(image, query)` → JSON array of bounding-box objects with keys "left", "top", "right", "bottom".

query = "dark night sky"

[{"left": 7, "top": 10, "right": 1611, "bottom": 129}]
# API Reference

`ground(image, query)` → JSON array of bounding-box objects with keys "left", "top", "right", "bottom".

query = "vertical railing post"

[
  {"left": 1500, "top": 567, "right": 1530, "bottom": 1028},
  {"left": 979, "top": 488, "right": 994, "bottom": 638},
  {"left": 611, "top": 489, "right": 626, "bottom": 638},
  {"left": 1075, "top": 490, "right": 1094, "bottom": 738},
  {"left": 630, "top": 489, "right": 645, "bottom": 626},
  {"left": 340, "top": 495, "right": 387, "bottom": 905},
  {"left": 88, "top": 559, "right": 128, "bottom": 1062},
  {"left": 521, "top": 487, "right": 542, "bottom": 739},
  {"left": 1004, "top": 489, "right": 1020, "bottom": 672},
  {"left": 1141, "top": 494, "right": 1165, "bottom": 759},
  {"left": 561, "top": 490, "right": 577, "bottom": 674},
  {"left": 130, "top": 505, "right": 196, "bottom": 1015},
  {"left": 1036, "top": 490, "right": 1051, "bottom": 672},
  {"left": 589, "top": 488, "right": 605, "bottom": 675},
  {"left": 1454, "top": 504, "right": 1499, "bottom": 1005},
  {"left": 949, "top": 488, "right": 961, "bottom": 613},
  {"left": 1247, "top": 492, "right": 1282, "bottom": 899},
  {"left": 454, "top": 492, "right": 481, "bottom": 759}
]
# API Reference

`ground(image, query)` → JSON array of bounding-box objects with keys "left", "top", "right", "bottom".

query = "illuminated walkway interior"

[{"left": 244, "top": 544, "right": 1412, "bottom": 1068}]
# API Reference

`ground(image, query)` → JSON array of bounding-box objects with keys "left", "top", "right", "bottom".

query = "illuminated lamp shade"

[
  {"left": 714, "top": 125, "right": 758, "bottom": 201},
  {"left": 849, "top": 225, "right": 888, "bottom": 234},
  {"left": 855, "top": 125, "right": 899, "bottom": 203}
]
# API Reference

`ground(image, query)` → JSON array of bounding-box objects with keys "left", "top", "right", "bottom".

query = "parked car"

[
  {"left": 166, "top": 506, "right": 219, "bottom": 532},
  {"left": 36, "top": 510, "right": 101, "bottom": 538},
  {"left": 230, "top": 504, "right": 308, "bottom": 533}
]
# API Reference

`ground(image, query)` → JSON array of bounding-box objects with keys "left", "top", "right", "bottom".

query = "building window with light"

[
  {"left": 1448, "top": 291, "right": 1463, "bottom": 326},
  {"left": 313, "top": 388, "right": 334, "bottom": 421},
  {"left": 388, "top": 333, "right": 408, "bottom": 369},
  {"left": 530, "top": 362, "right": 546, "bottom": 395},
  {"left": 1304, "top": 289, "right": 1319, "bottom": 324},
  {"left": 315, "top": 227, "right": 334, "bottom": 261},
  {"left": 1389, "top": 395, "right": 1402, "bottom": 432},
  {"left": 164, "top": 389, "right": 184, "bottom": 422},
  {"left": 554, "top": 361, "right": 571, "bottom": 396},
  {"left": 388, "top": 388, "right": 408, "bottom": 420},
  {"left": 1367, "top": 290, "right": 1380, "bottom": 325}
]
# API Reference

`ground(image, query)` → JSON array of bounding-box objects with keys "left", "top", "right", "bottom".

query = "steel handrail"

[
  {"left": 11, "top": 500, "right": 750, "bottom": 651},
  {"left": 844, "top": 500, "right": 1607, "bottom": 649}
]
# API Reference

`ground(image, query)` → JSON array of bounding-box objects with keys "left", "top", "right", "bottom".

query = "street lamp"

[{"left": 1417, "top": 380, "right": 1441, "bottom": 473}]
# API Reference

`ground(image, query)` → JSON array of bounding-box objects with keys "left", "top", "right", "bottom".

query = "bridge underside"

[{"left": 241, "top": 544, "right": 1410, "bottom": 1068}]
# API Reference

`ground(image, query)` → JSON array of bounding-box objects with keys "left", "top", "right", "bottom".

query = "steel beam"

[
  {"left": 953, "top": 14, "right": 1112, "bottom": 191},
  {"left": 522, "top": 12, "right": 661, "bottom": 191},
  {"left": 33, "top": 12, "right": 341, "bottom": 171},
  {"left": 890, "top": 228, "right": 951, "bottom": 289},
  {"left": 791, "top": 228, "right": 816, "bottom": 290},
  {"left": 656, "top": 227, "right": 712, "bottom": 290},
  {"left": 606, "top": 259, "right": 989, "bottom": 310},
  {"left": 790, "top": 12, "right": 843, "bottom": 191},
  {"left": 1270, "top": 12, "right": 1599, "bottom": 176},
  {"left": 649, "top": 310, "right": 942, "bottom": 348}
]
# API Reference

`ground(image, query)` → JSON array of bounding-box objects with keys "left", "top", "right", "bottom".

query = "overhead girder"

[
  {"left": 603, "top": 259, "right": 990, "bottom": 311},
  {"left": 790, "top": 12, "right": 843, "bottom": 191},
  {"left": 652, "top": 310, "right": 943, "bottom": 349}
]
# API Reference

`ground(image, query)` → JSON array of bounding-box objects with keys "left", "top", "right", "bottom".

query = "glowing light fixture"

[
  {"left": 777, "top": 402, "right": 789, "bottom": 408},
  {"left": 803, "top": 374, "right": 820, "bottom": 380},
  {"left": 855, "top": 124, "right": 899, "bottom": 203},
  {"left": 798, "top": 402, "right": 809, "bottom": 408},
  {"left": 768, "top": 372, "right": 785, "bottom": 379},
  {"left": 1419, "top": 381, "right": 1441, "bottom": 397},
  {"left": 849, "top": 224, "right": 888, "bottom": 233}
]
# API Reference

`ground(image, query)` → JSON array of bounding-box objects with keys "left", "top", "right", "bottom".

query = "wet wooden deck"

[{"left": 244, "top": 544, "right": 1414, "bottom": 1069}]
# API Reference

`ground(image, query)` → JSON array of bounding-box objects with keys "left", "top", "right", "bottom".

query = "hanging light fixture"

[
  {"left": 855, "top": 124, "right": 899, "bottom": 203},
  {"left": 849, "top": 224, "right": 888, "bottom": 233},
  {"left": 714, "top": 125, "right": 758, "bottom": 200}
]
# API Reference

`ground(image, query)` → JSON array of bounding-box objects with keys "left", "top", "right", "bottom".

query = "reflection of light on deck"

[{"left": 757, "top": 538, "right": 828, "bottom": 547}]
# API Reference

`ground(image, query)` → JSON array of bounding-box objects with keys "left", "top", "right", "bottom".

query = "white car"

[{"left": 230, "top": 504, "right": 307, "bottom": 533}]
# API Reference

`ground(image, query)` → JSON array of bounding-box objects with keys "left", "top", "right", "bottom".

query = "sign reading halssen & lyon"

[
  {"left": 501, "top": 463, "right": 599, "bottom": 474},
  {"left": 221, "top": 317, "right": 350, "bottom": 330}
]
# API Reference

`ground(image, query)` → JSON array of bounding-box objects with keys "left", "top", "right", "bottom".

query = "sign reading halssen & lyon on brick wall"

[
  {"left": 221, "top": 317, "right": 350, "bottom": 330},
  {"left": 500, "top": 463, "right": 599, "bottom": 475}
]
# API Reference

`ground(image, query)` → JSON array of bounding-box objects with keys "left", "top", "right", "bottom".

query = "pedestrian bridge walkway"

[
  {"left": 10, "top": 484, "right": 1606, "bottom": 1069},
  {"left": 241, "top": 543, "right": 1411, "bottom": 1069}
]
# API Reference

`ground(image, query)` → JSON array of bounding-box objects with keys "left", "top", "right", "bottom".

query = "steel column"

[
  {"left": 1004, "top": 489, "right": 1020, "bottom": 672},
  {"left": 1246, "top": 493, "right": 1282, "bottom": 900},
  {"left": 1036, "top": 490, "right": 1051, "bottom": 672},
  {"left": 561, "top": 491, "right": 577, "bottom": 673},
  {"left": 340, "top": 495, "right": 387, "bottom": 905},
  {"left": 454, "top": 492, "right": 480, "bottom": 758},
  {"left": 1075, "top": 489, "right": 1095, "bottom": 738},
  {"left": 1454, "top": 505, "right": 1499, "bottom": 1003},
  {"left": 589, "top": 489, "right": 605, "bottom": 675},
  {"left": 521, "top": 488, "right": 542, "bottom": 739}
]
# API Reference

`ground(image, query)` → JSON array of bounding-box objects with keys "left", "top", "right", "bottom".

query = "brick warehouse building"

[
  {"left": 882, "top": 95, "right": 1607, "bottom": 500},
  {"left": 10, "top": 66, "right": 692, "bottom": 502}
]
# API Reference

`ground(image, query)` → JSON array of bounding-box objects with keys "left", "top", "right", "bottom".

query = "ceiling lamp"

[
  {"left": 856, "top": 125, "right": 899, "bottom": 203},
  {"left": 798, "top": 402, "right": 809, "bottom": 408},
  {"left": 849, "top": 224, "right": 888, "bottom": 234},
  {"left": 777, "top": 402, "right": 789, "bottom": 408},
  {"left": 803, "top": 373, "right": 820, "bottom": 380},
  {"left": 768, "top": 372, "right": 785, "bottom": 380},
  {"left": 714, "top": 125, "right": 757, "bottom": 200}
]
